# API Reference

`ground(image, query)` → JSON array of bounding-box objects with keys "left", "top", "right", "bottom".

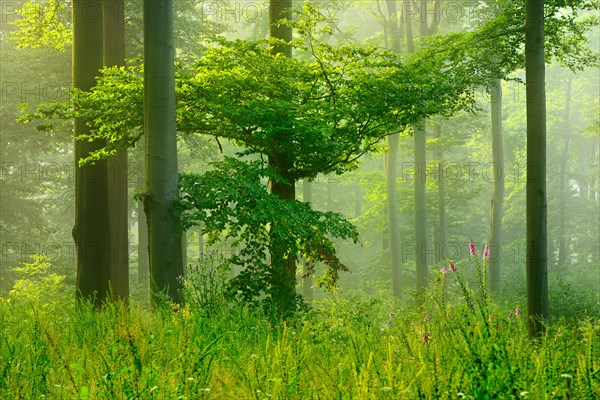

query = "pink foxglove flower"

[
  {"left": 483, "top": 244, "right": 489, "bottom": 259},
  {"left": 440, "top": 266, "right": 447, "bottom": 274},
  {"left": 448, "top": 261, "right": 456, "bottom": 272},
  {"left": 515, "top": 307, "right": 521, "bottom": 317},
  {"left": 469, "top": 241, "right": 477, "bottom": 256}
]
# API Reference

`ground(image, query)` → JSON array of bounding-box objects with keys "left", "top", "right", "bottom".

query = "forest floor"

[{"left": 1, "top": 285, "right": 598, "bottom": 400}]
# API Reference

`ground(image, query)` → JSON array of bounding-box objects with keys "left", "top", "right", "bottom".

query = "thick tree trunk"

[
  {"left": 143, "top": 0, "right": 184, "bottom": 305},
  {"left": 489, "top": 78, "right": 504, "bottom": 292},
  {"left": 103, "top": 0, "right": 129, "bottom": 301},
  {"left": 525, "top": 0, "right": 548, "bottom": 338},
  {"left": 302, "top": 180, "right": 314, "bottom": 301},
  {"left": 268, "top": 0, "right": 296, "bottom": 315},
  {"left": 269, "top": 0, "right": 292, "bottom": 57},
  {"left": 72, "top": 0, "right": 111, "bottom": 305},
  {"left": 558, "top": 78, "right": 572, "bottom": 266},
  {"left": 268, "top": 166, "right": 296, "bottom": 314}
]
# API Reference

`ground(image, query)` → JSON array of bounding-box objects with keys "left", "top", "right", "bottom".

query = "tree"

[
  {"left": 385, "top": 0, "right": 403, "bottom": 296},
  {"left": 267, "top": 0, "right": 296, "bottom": 315},
  {"left": 302, "top": 180, "right": 315, "bottom": 301},
  {"left": 557, "top": 77, "right": 573, "bottom": 265},
  {"left": 72, "top": 0, "right": 111, "bottom": 304},
  {"left": 142, "top": 0, "right": 184, "bottom": 305},
  {"left": 103, "top": 0, "right": 128, "bottom": 301},
  {"left": 488, "top": 78, "right": 504, "bottom": 292},
  {"left": 525, "top": 0, "right": 549, "bottom": 337}
]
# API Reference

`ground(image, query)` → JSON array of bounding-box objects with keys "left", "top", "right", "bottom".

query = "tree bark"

[
  {"left": 525, "top": 0, "right": 548, "bottom": 338},
  {"left": 387, "top": 133, "right": 403, "bottom": 295},
  {"left": 414, "top": 123, "right": 428, "bottom": 293},
  {"left": 434, "top": 124, "right": 446, "bottom": 266},
  {"left": 385, "top": 0, "right": 403, "bottom": 297},
  {"left": 103, "top": 0, "right": 128, "bottom": 301},
  {"left": 143, "top": 0, "right": 184, "bottom": 305},
  {"left": 558, "top": 78, "right": 572, "bottom": 266},
  {"left": 489, "top": 78, "right": 505, "bottom": 292},
  {"left": 302, "top": 180, "right": 314, "bottom": 301},
  {"left": 267, "top": 0, "right": 296, "bottom": 315},
  {"left": 72, "top": 0, "right": 112, "bottom": 305}
]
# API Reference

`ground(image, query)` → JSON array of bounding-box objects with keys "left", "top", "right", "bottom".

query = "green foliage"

[
  {"left": 175, "top": 157, "right": 359, "bottom": 309},
  {"left": 1, "top": 289, "right": 597, "bottom": 398},
  {"left": 10, "top": 0, "right": 71, "bottom": 52},
  {"left": 4, "top": 255, "right": 71, "bottom": 313}
]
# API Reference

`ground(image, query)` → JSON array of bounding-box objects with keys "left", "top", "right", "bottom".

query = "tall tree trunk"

[
  {"left": 267, "top": 0, "right": 296, "bottom": 315},
  {"left": 302, "top": 180, "right": 314, "bottom": 301},
  {"left": 489, "top": 78, "right": 505, "bottom": 292},
  {"left": 72, "top": 0, "right": 111, "bottom": 305},
  {"left": 354, "top": 181, "right": 362, "bottom": 217},
  {"left": 525, "top": 0, "right": 548, "bottom": 338},
  {"left": 143, "top": 0, "right": 184, "bottom": 305},
  {"left": 137, "top": 194, "right": 149, "bottom": 285},
  {"left": 198, "top": 223, "right": 204, "bottom": 262},
  {"left": 385, "top": 0, "right": 403, "bottom": 296},
  {"left": 381, "top": 155, "right": 389, "bottom": 253},
  {"left": 434, "top": 124, "right": 446, "bottom": 266},
  {"left": 558, "top": 78, "right": 572, "bottom": 266},
  {"left": 387, "top": 133, "right": 403, "bottom": 295},
  {"left": 103, "top": 0, "right": 128, "bottom": 301},
  {"left": 414, "top": 123, "right": 428, "bottom": 293}
]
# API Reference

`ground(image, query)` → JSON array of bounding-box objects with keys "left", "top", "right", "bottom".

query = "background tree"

[
  {"left": 525, "top": 0, "right": 549, "bottom": 337},
  {"left": 103, "top": 0, "right": 128, "bottom": 301},
  {"left": 383, "top": 0, "right": 403, "bottom": 296},
  {"left": 488, "top": 77, "right": 504, "bottom": 292},
  {"left": 72, "top": 0, "right": 111, "bottom": 304},
  {"left": 142, "top": 0, "right": 183, "bottom": 305}
]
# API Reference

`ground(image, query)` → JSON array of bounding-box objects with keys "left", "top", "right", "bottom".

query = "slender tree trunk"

[
  {"left": 302, "top": 180, "right": 314, "bottom": 301},
  {"left": 103, "top": 0, "right": 128, "bottom": 301},
  {"left": 387, "top": 133, "right": 403, "bottom": 295},
  {"left": 137, "top": 194, "right": 149, "bottom": 285},
  {"left": 414, "top": 123, "right": 428, "bottom": 293},
  {"left": 434, "top": 124, "right": 446, "bottom": 266},
  {"left": 143, "top": 0, "right": 184, "bottom": 305},
  {"left": 72, "top": 0, "right": 111, "bottom": 305},
  {"left": 198, "top": 223, "right": 204, "bottom": 262},
  {"left": 382, "top": 155, "right": 389, "bottom": 253},
  {"left": 525, "top": 0, "right": 548, "bottom": 338},
  {"left": 558, "top": 78, "right": 572, "bottom": 266},
  {"left": 385, "top": 0, "right": 403, "bottom": 296},
  {"left": 489, "top": 78, "right": 505, "bottom": 292}
]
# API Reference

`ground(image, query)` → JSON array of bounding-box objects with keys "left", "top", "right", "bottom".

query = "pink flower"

[
  {"left": 440, "top": 266, "right": 447, "bottom": 274},
  {"left": 515, "top": 307, "right": 521, "bottom": 317},
  {"left": 469, "top": 241, "right": 477, "bottom": 256},
  {"left": 448, "top": 261, "right": 456, "bottom": 272},
  {"left": 483, "top": 244, "right": 489, "bottom": 259},
  {"left": 389, "top": 313, "right": 395, "bottom": 319}
]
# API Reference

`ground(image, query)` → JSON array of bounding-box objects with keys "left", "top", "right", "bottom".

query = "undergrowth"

[{"left": 0, "top": 252, "right": 598, "bottom": 399}]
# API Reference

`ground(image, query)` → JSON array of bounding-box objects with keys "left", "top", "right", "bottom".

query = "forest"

[{"left": 0, "top": 0, "right": 598, "bottom": 398}]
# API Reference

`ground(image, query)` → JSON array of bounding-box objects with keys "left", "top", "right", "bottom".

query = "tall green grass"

[
  {"left": 1, "top": 254, "right": 598, "bottom": 398},
  {"left": 0, "top": 294, "right": 597, "bottom": 399}
]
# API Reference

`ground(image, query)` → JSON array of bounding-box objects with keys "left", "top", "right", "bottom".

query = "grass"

[
  {"left": 0, "top": 291, "right": 598, "bottom": 399},
  {"left": 1, "top": 255, "right": 598, "bottom": 399}
]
